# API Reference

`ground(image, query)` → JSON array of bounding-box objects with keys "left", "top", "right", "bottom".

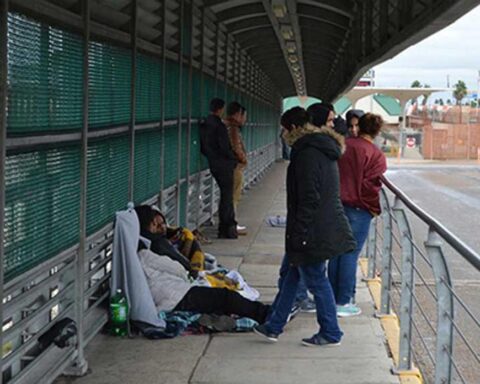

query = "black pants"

[
  {"left": 210, "top": 165, "right": 236, "bottom": 232},
  {"left": 174, "top": 287, "right": 269, "bottom": 324}
]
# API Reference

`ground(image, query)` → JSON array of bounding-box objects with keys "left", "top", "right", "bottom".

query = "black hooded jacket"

[
  {"left": 199, "top": 114, "right": 237, "bottom": 170},
  {"left": 284, "top": 125, "right": 357, "bottom": 266}
]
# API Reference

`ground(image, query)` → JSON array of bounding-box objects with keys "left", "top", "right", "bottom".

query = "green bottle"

[{"left": 110, "top": 288, "right": 128, "bottom": 336}]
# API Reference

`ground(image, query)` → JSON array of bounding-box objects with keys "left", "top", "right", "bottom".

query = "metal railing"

[{"left": 365, "top": 176, "right": 480, "bottom": 384}]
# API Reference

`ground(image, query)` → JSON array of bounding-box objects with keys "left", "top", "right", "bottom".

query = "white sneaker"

[{"left": 237, "top": 225, "right": 247, "bottom": 231}]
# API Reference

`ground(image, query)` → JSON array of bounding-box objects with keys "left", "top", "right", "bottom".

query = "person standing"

[
  {"left": 199, "top": 98, "right": 238, "bottom": 239},
  {"left": 328, "top": 113, "right": 387, "bottom": 317},
  {"left": 224, "top": 101, "right": 248, "bottom": 233},
  {"left": 253, "top": 107, "right": 356, "bottom": 346}
]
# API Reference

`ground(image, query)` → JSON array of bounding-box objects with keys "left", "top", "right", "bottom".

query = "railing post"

[
  {"left": 424, "top": 228, "right": 453, "bottom": 384},
  {"left": 379, "top": 189, "right": 393, "bottom": 315},
  {"left": 393, "top": 197, "right": 415, "bottom": 373},
  {"left": 366, "top": 218, "right": 377, "bottom": 279}
]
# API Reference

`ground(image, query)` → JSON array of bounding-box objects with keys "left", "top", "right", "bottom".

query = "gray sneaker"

[
  {"left": 302, "top": 334, "right": 341, "bottom": 347},
  {"left": 299, "top": 298, "right": 316, "bottom": 313}
]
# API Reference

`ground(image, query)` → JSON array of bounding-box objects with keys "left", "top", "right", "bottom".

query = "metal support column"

[
  {"left": 159, "top": 0, "right": 167, "bottom": 207},
  {"left": 176, "top": 0, "right": 184, "bottom": 225},
  {"left": 184, "top": 0, "right": 194, "bottom": 226},
  {"left": 393, "top": 197, "right": 415, "bottom": 373},
  {"left": 128, "top": 0, "right": 137, "bottom": 201},
  {"left": 0, "top": 2, "right": 9, "bottom": 382},
  {"left": 424, "top": 228, "right": 454, "bottom": 384},
  {"left": 64, "top": 0, "right": 89, "bottom": 375},
  {"left": 378, "top": 189, "right": 393, "bottom": 316}
]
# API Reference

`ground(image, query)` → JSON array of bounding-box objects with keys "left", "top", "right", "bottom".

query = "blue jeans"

[
  {"left": 278, "top": 254, "right": 308, "bottom": 303},
  {"left": 328, "top": 206, "right": 372, "bottom": 305},
  {"left": 265, "top": 260, "right": 343, "bottom": 342}
]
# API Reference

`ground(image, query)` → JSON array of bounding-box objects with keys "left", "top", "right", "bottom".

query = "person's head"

[
  {"left": 346, "top": 109, "right": 365, "bottom": 137},
  {"left": 227, "top": 101, "right": 247, "bottom": 125},
  {"left": 358, "top": 113, "right": 384, "bottom": 139},
  {"left": 209, "top": 98, "right": 225, "bottom": 117},
  {"left": 333, "top": 115, "right": 348, "bottom": 136},
  {"left": 306, "top": 103, "right": 335, "bottom": 128},
  {"left": 134, "top": 205, "right": 167, "bottom": 235},
  {"left": 280, "top": 107, "right": 309, "bottom": 133},
  {"left": 319, "top": 102, "right": 334, "bottom": 112}
]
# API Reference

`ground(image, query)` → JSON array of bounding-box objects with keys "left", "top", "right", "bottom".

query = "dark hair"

[
  {"left": 306, "top": 103, "right": 331, "bottom": 127},
  {"left": 358, "top": 113, "right": 383, "bottom": 138},
  {"left": 346, "top": 109, "right": 365, "bottom": 126},
  {"left": 320, "top": 102, "right": 334, "bottom": 112},
  {"left": 227, "top": 101, "right": 246, "bottom": 116},
  {"left": 280, "top": 107, "right": 309, "bottom": 131},
  {"left": 134, "top": 205, "right": 165, "bottom": 233},
  {"left": 209, "top": 98, "right": 225, "bottom": 113},
  {"left": 333, "top": 115, "right": 348, "bottom": 136}
]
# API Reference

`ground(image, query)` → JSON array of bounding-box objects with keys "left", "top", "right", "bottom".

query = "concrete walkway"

[{"left": 57, "top": 162, "right": 399, "bottom": 384}]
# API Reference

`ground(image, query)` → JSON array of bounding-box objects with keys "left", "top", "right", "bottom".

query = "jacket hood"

[{"left": 283, "top": 124, "right": 346, "bottom": 160}]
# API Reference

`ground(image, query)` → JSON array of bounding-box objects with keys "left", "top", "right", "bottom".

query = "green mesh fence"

[
  {"left": 89, "top": 41, "right": 131, "bottom": 128},
  {"left": 164, "top": 125, "right": 179, "bottom": 187},
  {"left": 4, "top": 11, "right": 282, "bottom": 281},
  {"left": 165, "top": 60, "right": 180, "bottom": 120},
  {"left": 7, "top": 13, "right": 83, "bottom": 133},
  {"left": 4, "top": 146, "right": 81, "bottom": 281},
  {"left": 134, "top": 130, "right": 162, "bottom": 203},
  {"left": 86, "top": 135, "right": 130, "bottom": 234},
  {"left": 191, "top": 70, "right": 202, "bottom": 118},
  {"left": 136, "top": 54, "right": 162, "bottom": 123}
]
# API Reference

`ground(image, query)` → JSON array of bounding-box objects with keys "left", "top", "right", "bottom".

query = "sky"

[{"left": 372, "top": 4, "right": 480, "bottom": 99}]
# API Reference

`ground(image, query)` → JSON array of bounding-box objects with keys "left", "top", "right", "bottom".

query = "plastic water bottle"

[{"left": 110, "top": 288, "right": 128, "bottom": 336}]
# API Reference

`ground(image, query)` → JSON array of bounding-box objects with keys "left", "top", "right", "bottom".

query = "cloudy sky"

[{"left": 373, "top": 4, "right": 480, "bottom": 97}]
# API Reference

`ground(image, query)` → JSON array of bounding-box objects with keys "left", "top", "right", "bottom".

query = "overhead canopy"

[
  {"left": 9, "top": 0, "right": 480, "bottom": 102},
  {"left": 344, "top": 87, "right": 451, "bottom": 106}
]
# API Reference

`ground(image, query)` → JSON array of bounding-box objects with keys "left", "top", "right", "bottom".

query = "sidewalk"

[{"left": 57, "top": 162, "right": 399, "bottom": 384}]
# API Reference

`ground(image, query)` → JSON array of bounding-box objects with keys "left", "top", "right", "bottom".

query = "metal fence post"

[
  {"left": 424, "top": 227, "right": 453, "bottom": 384},
  {"left": 379, "top": 189, "right": 393, "bottom": 315},
  {"left": 366, "top": 218, "right": 377, "bottom": 279},
  {"left": 0, "top": 2, "right": 9, "bottom": 381},
  {"left": 128, "top": 0, "right": 137, "bottom": 202},
  {"left": 176, "top": 0, "right": 184, "bottom": 225},
  {"left": 159, "top": 0, "right": 167, "bottom": 207},
  {"left": 393, "top": 197, "right": 415, "bottom": 373},
  {"left": 64, "top": 0, "right": 90, "bottom": 375}
]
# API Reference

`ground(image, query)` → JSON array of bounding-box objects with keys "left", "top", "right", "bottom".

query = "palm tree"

[{"left": 453, "top": 80, "right": 468, "bottom": 123}]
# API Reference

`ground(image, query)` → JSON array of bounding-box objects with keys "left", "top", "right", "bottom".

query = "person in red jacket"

[{"left": 328, "top": 113, "right": 387, "bottom": 317}]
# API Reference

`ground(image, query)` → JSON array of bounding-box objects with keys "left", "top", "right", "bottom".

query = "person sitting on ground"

[
  {"left": 134, "top": 210, "right": 270, "bottom": 324},
  {"left": 134, "top": 205, "right": 198, "bottom": 276}
]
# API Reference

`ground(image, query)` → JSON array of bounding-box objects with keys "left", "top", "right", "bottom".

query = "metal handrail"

[
  {"left": 381, "top": 176, "right": 480, "bottom": 271},
  {"left": 367, "top": 177, "right": 480, "bottom": 384}
]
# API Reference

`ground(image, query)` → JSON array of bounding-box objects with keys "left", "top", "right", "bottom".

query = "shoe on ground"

[
  {"left": 218, "top": 227, "right": 238, "bottom": 239},
  {"left": 299, "top": 297, "right": 316, "bottom": 313},
  {"left": 302, "top": 334, "right": 341, "bottom": 347},
  {"left": 236, "top": 224, "right": 247, "bottom": 235},
  {"left": 286, "top": 303, "right": 300, "bottom": 323},
  {"left": 336, "top": 303, "right": 361, "bottom": 317},
  {"left": 253, "top": 324, "right": 278, "bottom": 343}
]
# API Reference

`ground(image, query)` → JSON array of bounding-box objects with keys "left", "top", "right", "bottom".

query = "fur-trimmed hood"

[{"left": 283, "top": 123, "right": 346, "bottom": 159}]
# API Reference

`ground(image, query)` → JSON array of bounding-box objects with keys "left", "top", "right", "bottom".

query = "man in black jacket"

[
  {"left": 199, "top": 98, "right": 238, "bottom": 239},
  {"left": 254, "top": 107, "right": 356, "bottom": 346}
]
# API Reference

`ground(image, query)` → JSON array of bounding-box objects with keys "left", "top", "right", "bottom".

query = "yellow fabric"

[
  {"left": 204, "top": 272, "right": 239, "bottom": 291},
  {"left": 168, "top": 227, "right": 206, "bottom": 271}
]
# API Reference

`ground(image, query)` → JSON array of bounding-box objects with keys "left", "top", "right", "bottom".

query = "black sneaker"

[
  {"left": 253, "top": 324, "right": 278, "bottom": 343},
  {"left": 218, "top": 226, "right": 238, "bottom": 239},
  {"left": 286, "top": 303, "right": 300, "bottom": 323},
  {"left": 301, "top": 334, "right": 341, "bottom": 347}
]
